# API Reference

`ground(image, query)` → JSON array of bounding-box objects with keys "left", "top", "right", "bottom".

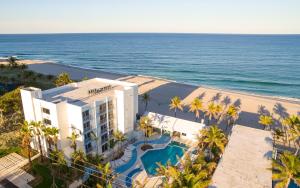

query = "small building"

[
  {"left": 210, "top": 125, "right": 273, "bottom": 188},
  {"left": 145, "top": 112, "right": 205, "bottom": 141},
  {"left": 20, "top": 78, "right": 138, "bottom": 158}
]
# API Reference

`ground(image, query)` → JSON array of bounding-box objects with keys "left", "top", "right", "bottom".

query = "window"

[
  {"left": 99, "top": 103, "right": 106, "bottom": 113},
  {"left": 85, "top": 143, "right": 92, "bottom": 152},
  {"left": 42, "top": 108, "right": 50, "bottom": 114},
  {"left": 102, "top": 143, "right": 108, "bottom": 152},
  {"left": 83, "top": 121, "right": 90, "bottom": 132},
  {"left": 109, "top": 120, "right": 113, "bottom": 128},
  {"left": 108, "top": 101, "right": 113, "bottom": 109},
  {"left": 82, "top": 110, "right": 90, "bottom": 121},
  {"left": 182, "top": 133, "right": 187, "bottom": 136},
  {"left": 101, "top": 134, "right": 108, "bottom": 142},
  {"left": 100, "top": 114, "right": 107, "bottom": 124},
  {"left": 85, "top": 132, "right": 91, "bottom": 141},
  {"left": 43, "top": 118, "right": 51, "bottom": 125},
  {"left": 109, "top": 112, "right": 113, "bottom": 120},
  {"left": 101, "top": 124, "right": 107, "bottom": 132}
]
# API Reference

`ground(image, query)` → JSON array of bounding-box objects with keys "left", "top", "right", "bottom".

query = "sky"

[{"left": 1, "top": 0, "right": 300, "bottom": 34}]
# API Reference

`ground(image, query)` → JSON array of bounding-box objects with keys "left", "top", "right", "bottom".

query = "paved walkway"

[{"left": 0, "top": 153, "right": 36, "bottom": 188}]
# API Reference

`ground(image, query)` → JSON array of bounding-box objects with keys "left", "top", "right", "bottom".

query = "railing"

[
  {"left": 83, "top": 115, "right": 91, "bottom": 122},
  {"left": 101, "top": 137, "right": 108, "bottom": 143},
  {"left": 84, "top": 126, "right": 91, "bottom": 132},
  {"left": 86, "top": 147, "right": 93, "bottom": 153}
]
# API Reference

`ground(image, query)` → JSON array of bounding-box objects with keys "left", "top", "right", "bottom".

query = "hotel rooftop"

[
  {"left": 211, "top": 125, "right": 273, "bottom": 188},
  {"left": 38, "top": 78, "right": 136, "bottom": 106}
]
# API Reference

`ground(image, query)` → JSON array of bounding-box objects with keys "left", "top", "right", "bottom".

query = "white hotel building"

[{"left": 20, "top": 78, "right": 138, "bottom": 157}]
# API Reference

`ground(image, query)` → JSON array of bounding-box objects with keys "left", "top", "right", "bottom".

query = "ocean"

[{"left": 0, "top": 33, "right": 299, "bottom": 99}]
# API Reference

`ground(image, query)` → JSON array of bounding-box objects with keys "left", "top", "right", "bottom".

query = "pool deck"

[
  {"left": 112, "top": 133, "right": 196, "bottom": 187},
  {"left": 113, "top": 133, "right": 173, "bottom": 187}
]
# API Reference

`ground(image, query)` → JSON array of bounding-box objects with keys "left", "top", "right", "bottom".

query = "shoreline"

[
  {"left": 10, "top": 58, "right": 300, "bottom": 129},
  {"left": 137, "top": 74, "right": 300, "bottom": 105},
  {"left": 13, "top": 58, "right": 300, "bottom": 104}
]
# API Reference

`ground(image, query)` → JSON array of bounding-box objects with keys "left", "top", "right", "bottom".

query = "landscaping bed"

[
  {"left": 112, "top": 151, "right": 124, "bottom": 161},
  {"left": 141, "top": 144, "right": 153, "bottom": 151}
]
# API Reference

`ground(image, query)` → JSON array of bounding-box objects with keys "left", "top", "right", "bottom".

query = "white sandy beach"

[{"left": 22, "top": 59, "right": 300, "bottom": 130}]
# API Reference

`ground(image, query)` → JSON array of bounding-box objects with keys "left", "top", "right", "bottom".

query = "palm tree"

[
  {"left": 7, "top": 56, "right": 18, "bottom": 67},
  {"left": 113, "top": 130, "right": 126, "bottom": 157},
  {"left": 142, "top": 92, "right": 150, "bottom": 112},
  {"left": 225, "top": 105, "right": 239, "bottom": 132},
  {"left": 273, "top": 128, "right": 285, "bottom": 147},
  {"left": 259, "top": 115, "right": 274, "bottom": 130},
  {"left": 215, "top": 104, "right": 223, "bottom": 122},
  {"left": 50, "top": 127, "right": 59, "bottom": 150},
  {"left": 42, "top": 126, "right": 59, "bottom": 151},
  {"left": 287, "top": 121, "right": 300, "bottom": 156},
  {"left": 71, "top": 149, "right": 87, "bottom": 170},
  {"left": 156, "top": 156, "right": 212, "bottom": 188},
  {"left": 139, "top": 116, "right": 153, "bottom": 145},
  {"left": 189, "top": 98, "right": 204, "bottom": 121},
  {"left": 20, "top": 120, "right": 33, "bottom": 166},
  {"left": 272, "top": 151, "right": 300, "bottom": 188},
  {"left": 282, "top": 115, "right": 300, "bottom": 149},
  {"left": 50, "top": 149, "right": 67, "bottom": 176},
  {"left": 198, "top": 125, "right": 228, "bottom": 160},
  {"left": 133, "top": 179, "right": 148, "bottom": 188},
  {"left": 67, "top": 131, "right": 79, "bottom": 152},
  {"left": 30, "top": 121, "right": 44, "bottom": 161},
  {"left": 90, "top": 131, "right": 99, "bottom": 154},
  {"left": 97, "top": 162, "right": 115, "bottom": 187},
  {"left": 169, "top": 96, "right": 183, "bottom": 117},
  {"left": 205, "top": 102, "right": 217, "bottom": 125},
  {"left": 54, "top": 72, "right": 73, "bottom": 87},
  {"left": 42, "top": 126, "right": 53, "bottom": 150}
]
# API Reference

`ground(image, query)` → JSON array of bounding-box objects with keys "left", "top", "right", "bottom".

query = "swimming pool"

[{"left": 140, "top": 141, "right": 187, "bottom": 176}]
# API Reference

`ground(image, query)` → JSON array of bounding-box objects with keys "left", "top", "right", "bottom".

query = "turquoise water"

[
  {"left": 141, "top": 141, "right": 187, "bottom": 176},
  {"left": 0, "top": 33, "right": 299, "bottom": 98},
  {"left": 115, "top": 148, "right": 137, "bottom": 174},
  {"left": 288, "top": 180, "right": 300, "bottom": 188},
  {"left": 125, "top": 167, "right": 142, "bottom": 187}
]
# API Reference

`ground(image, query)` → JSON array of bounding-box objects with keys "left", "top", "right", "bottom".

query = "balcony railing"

[
  {"left": 84, "top": 126, "right": 91, "bottom": 132},
  {"left": 83, "top": 115, "right": 91, "bottom": 122},
  {"left": 101, "top": 137, "right": 108, "bottom": 143},
  {"left": 86, "top": 147, "right": 93, "bottom": 153}
]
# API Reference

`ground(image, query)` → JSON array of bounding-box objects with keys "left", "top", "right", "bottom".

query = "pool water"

[{"left": 141, "top": 141, "right": 187, "bottom": 176}]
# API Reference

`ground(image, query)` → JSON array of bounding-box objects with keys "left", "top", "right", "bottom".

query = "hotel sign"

[{"left": 88, "top": 85, "right": 112, "bottom": 95}]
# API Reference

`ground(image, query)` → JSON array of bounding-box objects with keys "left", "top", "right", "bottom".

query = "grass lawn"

[{"left": 30, "top": 161, "right": 65, "bottom": 188}]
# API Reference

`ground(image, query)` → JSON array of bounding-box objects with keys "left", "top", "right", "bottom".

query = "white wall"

[
  {"left": 66, "top": 104, "right": 85, "bottom": 152},
  {"left": 147, "top": 112, "right": 206, "bottom": 141},
  {"left": 115, "top": 85, "right": 138, "bottom": 135},
  {"left": 20, "top": 88, "right": 41, "bottom": 122}
]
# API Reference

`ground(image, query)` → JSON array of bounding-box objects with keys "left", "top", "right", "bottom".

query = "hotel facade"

[{"left": 20, "top": 78, "right": 138, "bottom": 157}]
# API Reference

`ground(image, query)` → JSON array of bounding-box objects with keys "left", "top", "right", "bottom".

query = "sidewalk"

[{"left": 0, "top": 153, "right": 39, "bottom": 188}]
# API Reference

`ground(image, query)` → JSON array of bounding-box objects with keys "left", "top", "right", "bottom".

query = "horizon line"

[{"left": 0, "top": 32, "right": 300, "bottom": 35}]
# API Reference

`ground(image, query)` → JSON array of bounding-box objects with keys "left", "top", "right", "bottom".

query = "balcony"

[
  {"left": 83, "top": 115, "right": 91, "bottom": 122},
  {"left": 84, "top": 126, "right": 91, "bottom": 132},
  {"left": 85, "top": 146, "right": 93, "bottom": 153}
]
